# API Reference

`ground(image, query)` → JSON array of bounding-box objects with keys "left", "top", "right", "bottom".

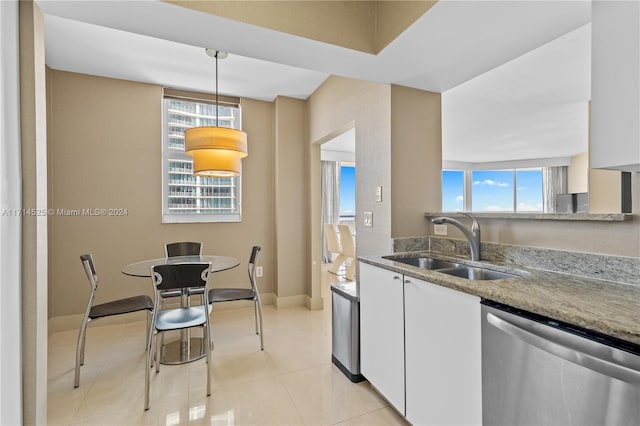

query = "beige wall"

[
  {"left": 169, "top": 1, "right": 435, "bottom": 54},
  {"left": 274, "top": 96, "right": 311, "bottom": 304},
  {"left": 308, "top": 75, "right": 392, "bottom": 258},
  {"left": 307, "top": 77, "right": 639, "bottom": 259},
  {"left": 20, "top": 1, "right": 48, "bottom": 424},
  {"left": 47, "top": 70, "right": 280, "bottom": 322},
  {"left": 568, "top": 151, "right": 588, "bottom": 194},
  {"left": 391, "top": 85, "right": 442, "bottom": 238}
]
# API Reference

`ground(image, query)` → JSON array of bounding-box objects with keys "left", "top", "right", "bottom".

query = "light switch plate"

[
  {"left": 375, "top": 186, "right": 382, "bottom": 202},
  {"left": 434, "top": 224, "right": 448, "bottom": 236},
  {"left": 364, "top": 211, "right": 373, "bottom": 227},
  {"left": 255, "top": 266, "right": 263, "bottom": 277}
]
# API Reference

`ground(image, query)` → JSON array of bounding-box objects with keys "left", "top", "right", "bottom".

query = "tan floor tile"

[
  {"left": 335, "top": 406, "right": 409, "bottom": 426},
  {"left": 49, "top": 267, "right": 393, "bottom": 426},
  {"left": 280, "top": 364, "right": 387, "bottom": 425},
  {"left": 187, "top": 377, "right": 304, "bottom": 425}
]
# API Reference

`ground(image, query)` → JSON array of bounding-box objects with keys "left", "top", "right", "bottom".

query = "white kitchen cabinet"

[
  {"left": 359, "top": 262, "right": 482, "bottom": 424},
  {"left": 359, "top": 262, "right": 405, "bottom": 414},
  {"left": 404, "top": 276, "right": 482, "bottom": 426},
  {"left": 590, "top": 0, "right": 640, "bottom": 172}
]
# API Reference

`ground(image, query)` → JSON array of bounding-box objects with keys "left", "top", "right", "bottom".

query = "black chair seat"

[
  {"left": 208, "top": 288, "right": 255, "bottom": 303},
  {"left": 89, "top": 295, "right": 153, "bottom": 319}
]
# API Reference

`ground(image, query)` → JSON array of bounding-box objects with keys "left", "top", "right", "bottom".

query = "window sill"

[{"left": 424, "top": 212, "right": 632, "bottom": 222}]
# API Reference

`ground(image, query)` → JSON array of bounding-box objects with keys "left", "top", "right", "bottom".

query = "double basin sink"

[{"left": 384, "top": 256, "right": 519, "bottom": 281}]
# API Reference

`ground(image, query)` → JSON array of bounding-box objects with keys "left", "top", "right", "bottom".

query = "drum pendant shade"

[
  {"left": 187, "top": 148, "right": 245, "bottom": 178},
  {"left": 184, "top": 126, "right": 248, "bottom": 154},
  {"left": 184, "top": 49, "right": 247, "bottom": 177}
]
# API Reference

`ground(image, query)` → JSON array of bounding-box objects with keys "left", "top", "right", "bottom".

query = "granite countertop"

[{"left": 359, "top": 252, "right": 640, "bottom": 345}]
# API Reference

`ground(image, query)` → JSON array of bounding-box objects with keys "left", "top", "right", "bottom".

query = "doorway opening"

[{"left": 320, "top": 128, "right": 356, "bottom": 280}]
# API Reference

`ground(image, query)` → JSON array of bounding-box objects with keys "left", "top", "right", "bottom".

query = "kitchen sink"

[
  {"left": 437, "top": 266, "right": 518, "bottom": 280},
  {"left": 387, "top": 256, "right": 462, "bottom": 270}
]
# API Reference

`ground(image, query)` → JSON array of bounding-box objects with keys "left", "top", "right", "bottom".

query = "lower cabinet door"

[
  {"left": 404, "top": 276, "right": 482, "bottom": 426},
  {"left": 359, "top": 263, "right": 405, "bottom": 414}
]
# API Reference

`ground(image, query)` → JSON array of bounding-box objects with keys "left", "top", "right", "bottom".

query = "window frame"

[
  {"left": 162, "top": 94, "right": 243, "bottom": 224},
  {"left": 442, "top": 167, "right": 544, "bottom": 213}
]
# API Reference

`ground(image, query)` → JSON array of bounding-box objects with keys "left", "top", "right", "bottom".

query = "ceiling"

[{"left": 37, "top": 0, "right": 592, "bottom": 162}]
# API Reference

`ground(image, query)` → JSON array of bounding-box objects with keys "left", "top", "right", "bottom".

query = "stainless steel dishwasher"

[{"left": 482, "top": 300, "right": 640, "bottom": 426}]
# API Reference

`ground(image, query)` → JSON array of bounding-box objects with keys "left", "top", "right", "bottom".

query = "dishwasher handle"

[{"left": 487, "top": 312, "right": 640, "bottom": 386}]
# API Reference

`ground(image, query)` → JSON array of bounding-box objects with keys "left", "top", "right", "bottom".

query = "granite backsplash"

[{"left": 392, "top": 236, "right": 640, "bottom": 286}]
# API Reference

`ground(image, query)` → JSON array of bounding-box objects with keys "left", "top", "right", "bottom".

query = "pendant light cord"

[{"left": 215, "top": 51, "right": 219, "bottom": 127}]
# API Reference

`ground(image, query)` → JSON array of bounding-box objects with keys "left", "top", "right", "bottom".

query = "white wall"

[{"left": 0, "top": 1, "right": 23, "bottom": 424}]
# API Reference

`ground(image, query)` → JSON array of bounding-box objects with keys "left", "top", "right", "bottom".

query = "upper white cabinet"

[{"left": 590, "top": 1, "right": 640, "bottom": 172}]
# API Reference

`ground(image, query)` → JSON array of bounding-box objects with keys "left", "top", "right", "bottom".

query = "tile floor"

[{"left": 47, "top": 267, "right": 408, "bottom": 425}]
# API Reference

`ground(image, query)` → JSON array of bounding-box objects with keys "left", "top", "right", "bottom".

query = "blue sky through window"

[
  {"left": 516, "top": 169, "right": 543, "bottom": 212},
  {"left": 340, "top": 165, "right": 356, "bottom": 217},
  {"left": 442, "top": 170, "right": 464, "bottom": 212},
  {"left": 443, "top": 169, "right": 543, "bottom": 212},
  {"left": 472, "top": 170, "right": 514, "bottom": 211}
]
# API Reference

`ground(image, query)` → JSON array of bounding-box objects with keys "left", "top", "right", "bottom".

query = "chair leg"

[
  {"left": 253, "top": 302, "right": 259, "bottom": 334},
  {"left": 74, "top": 320, "right": 89, "bottom": 388},
  {"left": 155, "top": 331, "right": 161, "bottom": 374},
  {"left": 255, "top": 299, "right": 264, "bottom": 350},
  {"left": 205, "top": 324, "right": 211, "bottom": 397},
  {"left": 346, "top": 260, "right": 356, "bottom": 281},
  {"left": 145, "top": 330, "right": 154, "bottom": 411},
  {"left": 328, "top": 253, "right": 348, "bottom": 274}
]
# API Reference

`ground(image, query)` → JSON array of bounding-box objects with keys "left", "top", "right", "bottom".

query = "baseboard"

[
  {"left": 274, "top": 294, "right": 307, "bottom": 309},
  {"left": 306, "top": 295, "right": 324, "bottom": 311}
]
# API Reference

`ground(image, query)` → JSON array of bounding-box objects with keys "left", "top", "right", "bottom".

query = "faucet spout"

[{"left": 432, "top": 214, "right": 481, "bottom": 261}]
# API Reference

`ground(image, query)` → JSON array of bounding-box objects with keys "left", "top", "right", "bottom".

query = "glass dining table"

[{"left": 122, "top": 255, "right": 240, "bottom": 364}]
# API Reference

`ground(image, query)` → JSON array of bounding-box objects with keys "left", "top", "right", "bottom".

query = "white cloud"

[
  {"left": 516, "top": 186, "right": 526, "bottom": 191},
  {"left": 473, "top": 179, "right": 509, "bottom": 187},
  {"left": 455, "top": 195, "right": 464, "bottom": 202},
  {"left": 517, "top": 202, "right": 543, "bottom": 212}
]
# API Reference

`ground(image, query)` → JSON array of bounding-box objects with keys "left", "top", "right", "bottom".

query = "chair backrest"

[
  {"left": 248, "top": 246, "right": 261, "bottom": 290},
  {"left": 324, "top": 223, "right": 341, "bottom": 253},
  {"left": 338, "top": 224, "right": 355, "bottom": 258},
  {"left": 151, "top": 263, "right": 211, "bottom": 293},
  {"left": 164, "top": 242, "right": 203, "bottom": 258},
  {"left": 80, "top": 254, "right": 98, "bottom": 292}
]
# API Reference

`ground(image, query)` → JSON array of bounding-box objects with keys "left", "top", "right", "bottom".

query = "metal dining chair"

[
  {"left": 75, "top": 254, "right": 153, "bottom": 388},
  {"left": 164, "top": 241, "right": 203, "bottom": 258},
  {"left": 207, "top": 246, "right": 264, "bottom": 350},
  {"left": 162, "top": 241, "right": 204, "bottom": 302},
  {"left": 146, "top": 262, "right": 213, "bottom": 410}
]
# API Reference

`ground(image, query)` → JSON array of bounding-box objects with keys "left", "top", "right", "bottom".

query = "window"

[
  {"left": 442, "top": 170, "right": 465, "bottom": 212},
  {"left": 442, "top": 168, "right": 544, "bottom": 213},
  {"left": 162, "top": 96, "right": 242, "bottom": 223},
  {"left": 472, "top": 170, "right": 514, "bottom": 212},
  {"left": 339, "top": 163, "right": 356, "bottom": 222}
]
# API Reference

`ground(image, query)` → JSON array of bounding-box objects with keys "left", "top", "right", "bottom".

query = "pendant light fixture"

[{"left": 184, "top": 49, "right": 247, "bottom": 177}]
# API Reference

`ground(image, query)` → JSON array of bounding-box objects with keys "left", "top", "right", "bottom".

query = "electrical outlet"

[
  {"left": 434, "top": 224, "right": 448, "bottom": 236},
  {"left": 255, "top": 266, "right": 263, "bottom": 277}
]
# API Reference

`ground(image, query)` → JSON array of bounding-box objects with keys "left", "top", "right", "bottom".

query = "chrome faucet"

[{"left": 432, "top": 214, "right": 481, "bottom": 261}]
